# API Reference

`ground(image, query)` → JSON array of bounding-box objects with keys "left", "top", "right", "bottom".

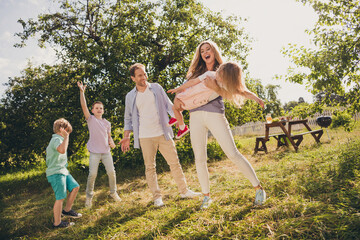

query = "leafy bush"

[
  {"left": 291, "top": 103, "right": 314, "bottom": 119},
  {"left": 330, "top": 111, "right": 354, "bottom": 132},
  {"left": 105, "top": 134, "right": 232, "bottom": 173}
]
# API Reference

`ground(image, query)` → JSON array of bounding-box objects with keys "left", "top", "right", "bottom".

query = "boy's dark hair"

[
  {"left": 129, "top": 63, "right": 145, "bottom": 77},
  {"left": 92, "top": 101, "right": 104, "bottom": 109}
]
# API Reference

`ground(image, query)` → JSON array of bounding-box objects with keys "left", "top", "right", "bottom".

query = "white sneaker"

[
  {"left": 110, "top": 192, "right": 121, "bottom": 202},
  {"left": 154, "top": 198, "right": 165, "bottom": 207},
  {"left": 85, "top": 197, "right": 92, "bottom": 208},
  {"left": 180, "top": 189, "right": 202, "bottom": 198}
]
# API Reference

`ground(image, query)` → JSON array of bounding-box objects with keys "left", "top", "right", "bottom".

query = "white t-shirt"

[
  {"left": 198, "top": 71, "right": 216, "bottom": 81},
  {"left": 136, "top": 85, "right": 164, "bottom": 138}
]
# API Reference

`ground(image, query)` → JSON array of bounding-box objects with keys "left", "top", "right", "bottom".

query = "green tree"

[
  {"left": 264, "top": 84, "right": 284, "bottom": 117},
  {"left": 0, "top": 63, "right": 88, "bottom": 167},
  {"left": 1, "top": 0, "right": 260, "bottom": 167},
  {"left": 282, "top": 0, "right": 360, "bottom": 112},
  {"left": 283, "top": 100, "right": 299, "bottom": 112},
  {"left": 225, "top": 78, "right": 265, "bottom": 127}
]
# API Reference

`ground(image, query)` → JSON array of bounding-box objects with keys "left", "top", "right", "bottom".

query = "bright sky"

[{"left": 0, "top": 0, "right": 318, "bottom": 103}]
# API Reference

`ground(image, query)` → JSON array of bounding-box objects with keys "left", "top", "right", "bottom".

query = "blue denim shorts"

[{"left": 47, "top": 174, "right": 79, "bottom": 200}]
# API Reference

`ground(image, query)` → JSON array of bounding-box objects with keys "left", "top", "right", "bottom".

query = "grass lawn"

[{"left": 1, "top": 123, "right": 359, "bottom": 239}]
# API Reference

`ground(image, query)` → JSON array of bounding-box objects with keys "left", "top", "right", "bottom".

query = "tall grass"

[{"left": 1, "top": 124, "right": 359, "bottom": 239}]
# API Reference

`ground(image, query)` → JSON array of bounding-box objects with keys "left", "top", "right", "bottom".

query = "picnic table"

[{"left": 254, "top": 119, "right": 323, "bottom": 153}]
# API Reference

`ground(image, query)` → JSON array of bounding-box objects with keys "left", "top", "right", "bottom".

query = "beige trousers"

[{"left": 140, "top": 135, "right": 188, "bottom": 200}]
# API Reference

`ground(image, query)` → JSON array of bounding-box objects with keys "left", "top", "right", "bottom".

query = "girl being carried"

[{"left": 167, "top": 61, "right": 264, "bottom": 139}]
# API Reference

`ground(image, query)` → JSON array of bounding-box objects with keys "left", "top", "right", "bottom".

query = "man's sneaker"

[
  {"left": 110, "top": 192, "right": 121, "bottom": 202},
  {"left": 62, "top": 209, "right": 82, "bottom": 218},
  {"left": 200, "top": 196, "right": 212, "bottom": 209},
  {"left": 254, "top": 189, "right": 266, "bottom": 205},
  {"left": 85, "top": 197, "right": 92, "bottom": 208},
  {"left": 53, "top": 221, "right": 75, "bottom": 228},
  {"left": 168, "top": 117, "right": 178, "bottom": 126},
  {"left": 175, "top": 125, "right": 190, "bottom": 139},
  {"left": 180, "top": 189, "right": 202, "bottom": 198},
  {"left": 154, "top": 198, "right": 165, "bottom": 207}
]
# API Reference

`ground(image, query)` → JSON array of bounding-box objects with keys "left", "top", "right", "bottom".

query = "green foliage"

[
  {"left": 0, "top": 63, "right": 88, "bottom": 167},
  {"left": 283, "top": 100, "right": 300, "bottom": 113},
  {"left": 224, "top": 101, "right": 264, "bottom": 127},
  {"left": 1, "top": 0, "right": 256, "bottom": 168},
  {"left": 263, "top": 84, "right": 284, "bottom": 118},
  {"left": 290, "top": 101, "right": 324, "bottom": 119},
  {"left": 224, "top": 77, "right": 265, "bottom": 127},
  {"left": 290, "top": 103, "right": 312, "bottom": 119},
  {"left": 282, "top": 0, "right": 360, "bottom": 112},
  {"left": 330, "top": 110, "right": 354, "bottom": 132}
]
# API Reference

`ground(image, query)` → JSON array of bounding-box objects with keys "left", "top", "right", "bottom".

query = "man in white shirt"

[{"left": 120, "top": 63, "right": 201, "bottom": 207}]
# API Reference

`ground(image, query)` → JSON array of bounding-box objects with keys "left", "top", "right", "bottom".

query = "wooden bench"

[
  {"left": 255, "top": 129, "right": 324, "bottom": 153},
  {"left": 254, "top": 133, "right": 287, "bottom": 153},
  {"left": 290, "top": 129, "right": 323, "bottom": 147}
]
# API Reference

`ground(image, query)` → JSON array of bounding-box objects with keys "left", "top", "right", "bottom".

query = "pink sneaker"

[
  {"left": 176, "top": 125, "right": 190, "bottom": 139},
  {"left": 168, "top": 117, "right": 178, "bottom": 126}
]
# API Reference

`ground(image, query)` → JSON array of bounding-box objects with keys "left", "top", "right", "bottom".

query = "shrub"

[{"left": 330, "top": 111, "right": 354, "bottom": 132}]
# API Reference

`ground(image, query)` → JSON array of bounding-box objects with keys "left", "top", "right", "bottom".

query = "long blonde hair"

[
  {"left": 217, "top": 62, "right": 248, "bottom": 107},
  {"left": 186, "top": 40, "right": 224, "bottom": 79}
]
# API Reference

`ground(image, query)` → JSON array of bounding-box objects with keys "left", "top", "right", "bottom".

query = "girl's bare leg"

[{"left": 173, "top": 98, "right": 185, "bottom": 126}]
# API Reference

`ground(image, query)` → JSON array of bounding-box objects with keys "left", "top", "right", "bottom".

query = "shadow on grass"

[
  {"left": 71, "top": 206, "right": 149, "bottom": 240},
  {"left": 0, "top": 171, "right": 48, "bottom": 200},
  {"left": 0, "top": 166, "right": 149, "bottom": 239},
  {"left": 0, "top": 189, "right": 55, "bottom": 239},
  {"left": 137, "top": 206, "right": 197, "bottom": 240}
]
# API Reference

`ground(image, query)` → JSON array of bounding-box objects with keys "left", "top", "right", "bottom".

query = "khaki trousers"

[
  {"left": 86, "top": 152, "right": 117, "bottom": 199},
  {"left": 139, "top": 135, "right": 188, "bottom": 200}
]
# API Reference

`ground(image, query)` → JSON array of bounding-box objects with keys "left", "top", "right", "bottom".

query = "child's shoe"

[
  {"left": 53, "top": 221, "right": 75, "bottom": 228},
  {"left": 254, "top": 189, "right": 266, "bottom": 205},
  {"left": 168, "top": 117, "right": 178, "bottom": 126},
  {"left": 154, "top": 197, "right": 165, "bottom": 207},
  {"left": 62, "top": 209, "right": 83, "bottom": 218},
  {"left": 175, "top": 125, "right": 190, "bottom": 139},
  {"left": 85, "top": 197, "right": 92, "bottom": 208},
  {"left": 110, "top": 192, "right": 121, "bottom": 202},
  {"left": 200, "top": 196, "right": 212, "bottom": 209}
]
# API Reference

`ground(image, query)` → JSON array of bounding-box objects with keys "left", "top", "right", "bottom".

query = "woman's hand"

[
  {"left": 204, "top": 77, "right": 219, "bottom": 91},
  {"left": 173, "top": 98, "right": 184, "bottom": 111}
]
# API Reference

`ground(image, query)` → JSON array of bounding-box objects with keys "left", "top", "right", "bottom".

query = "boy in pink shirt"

[{"left": 77, "top": 81, "right": 120, "bottom": 208}]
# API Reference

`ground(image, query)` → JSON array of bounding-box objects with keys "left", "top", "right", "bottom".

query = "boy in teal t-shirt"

[{"left": 46, "top": 118, "right": 82, "bottom": 228}]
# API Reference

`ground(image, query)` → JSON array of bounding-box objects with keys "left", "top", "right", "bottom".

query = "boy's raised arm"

[{"left": 77, "top": 81, "right": 91, "bottom": 120}]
